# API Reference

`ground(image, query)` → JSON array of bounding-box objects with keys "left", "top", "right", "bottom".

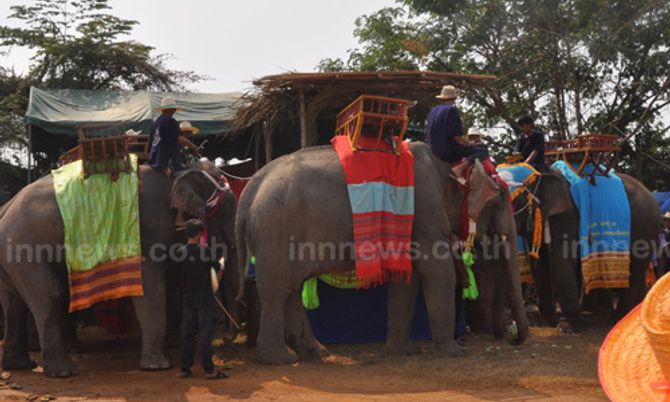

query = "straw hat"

[
  {"left": 466, "top": 127, "right": 487, "bottom": 139},
  {"left": 157, "top": 96, "right": 183, "bottom": 111},
  {"left": 599, "top": 273, "right": 670, "bottom": 401},
  {"left": 179, "top": 121, "right": 199, "bottom": 134},
  {"left": 662, "top": 211, "right": 670, "bottom": 220},
  {"left": 436, "top": 85, "right": 459, "bottom": 100}
]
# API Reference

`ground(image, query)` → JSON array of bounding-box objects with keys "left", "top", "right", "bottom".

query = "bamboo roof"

[{"left": 231, "top": 70, "right": 497, "bottom": 141}]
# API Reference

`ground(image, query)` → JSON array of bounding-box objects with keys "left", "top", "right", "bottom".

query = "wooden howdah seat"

[
  {"left": 545, "top": 134, "right": 620, "bottom": 179},
  {"left": 58, "top": 125, "right": 150, "bottom": 179},
  {"left": 335, "top": 95, "right": 409, "bottom": 155}
]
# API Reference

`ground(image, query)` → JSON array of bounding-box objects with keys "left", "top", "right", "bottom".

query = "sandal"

[{"left": 205, "top": 370, "right": 229, "bottom": 380}]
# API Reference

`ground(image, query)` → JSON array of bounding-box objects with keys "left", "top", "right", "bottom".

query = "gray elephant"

[
  {"left": 510, "top": 169, "right": 658, "bottom": 331},
  {"left": 235, "top": 142, "right": 529, "bottom": 364},
  {"left": 0, "top": 161, "right": 237, "bottom": 377}
]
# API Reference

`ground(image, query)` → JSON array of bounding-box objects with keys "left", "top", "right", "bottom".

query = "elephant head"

[
  {"left": 469, "top": 163, "right": 530, "bottom": 345},
  {"left": 512, "top": 170, "right": 575, "bottom": 238},
  {"left": 440, "top": 159, "right": 529, "bottom": 344},
  {"left": 170, "top": 160, "right": 237, "bottom": 249},
  {"left": 169, "top": 161, "right": 239, "bottom": 320}
]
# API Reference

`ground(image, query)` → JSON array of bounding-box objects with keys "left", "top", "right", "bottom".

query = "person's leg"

[
  {"left": 198, "top": 301, "right": 215, "bottom": 374},
  {"left": 170, "top": 146, "right": 185, "bottom": 172},
  {"left": 179, "top": 305, "right": 197, "bottom": 374}
]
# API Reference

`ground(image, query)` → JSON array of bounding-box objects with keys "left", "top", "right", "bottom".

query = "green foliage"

[
  {"left": 0, "top": 0, "right": 203, "bottom": 162},
  {"left": 320, "top": 0, "right": 670, "bottom": 188}
]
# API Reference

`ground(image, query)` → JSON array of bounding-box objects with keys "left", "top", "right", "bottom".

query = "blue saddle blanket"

[{"left": 551, "top": 161, "right": 631, "bottom": 293}]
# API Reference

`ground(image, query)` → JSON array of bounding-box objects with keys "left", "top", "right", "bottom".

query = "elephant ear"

[
  {"left": 170, "top": 170, "right": 211, "bottom": 220},
  {"left": 467, "top": 160, "right": 500, "bottom": 220},
  {"left": 540, "top": 172, "right": 574, "bottom": 218}
]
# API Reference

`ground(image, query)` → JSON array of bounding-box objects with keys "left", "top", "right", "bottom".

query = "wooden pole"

[
  {"left": 263, "top": 122, "right": 273, "bottom": 163},
  {"left": 299, "top": 90, "right": 308, "bottom": 148},
  {"left": 254, "top": 127, "right": 261, "bottom": 171},
  {"left": 27, "top": 124, "right": 32, "bottom": 184}
]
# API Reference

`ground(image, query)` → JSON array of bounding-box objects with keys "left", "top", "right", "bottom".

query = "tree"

[
  {"left": 0, "top": 0, "right": 203, "bottom": 164},
  {"left": 321, "top": 0, "right": 670, "bottom": 188}
]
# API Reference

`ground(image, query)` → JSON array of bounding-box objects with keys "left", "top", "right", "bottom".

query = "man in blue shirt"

[
  {"left": 515, "top": 115, "right": 546, "bottom": 170},
  {"left": 148, "top": 97, "right": 198, "bottom": 175},
  {"left": 425, "top": 86, "right": 488, "bottom": 167}
]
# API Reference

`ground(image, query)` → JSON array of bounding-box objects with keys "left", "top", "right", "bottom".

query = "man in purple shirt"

[{"left": 425, "top": 85, "right": 488, "bottom": 165}]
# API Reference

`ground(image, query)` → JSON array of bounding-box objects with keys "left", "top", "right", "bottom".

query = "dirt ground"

[{"left": 0, "top": 317, "right": 609, "bottom": 402}]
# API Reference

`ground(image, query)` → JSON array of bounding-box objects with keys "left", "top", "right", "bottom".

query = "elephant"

[
  {"left": 0, "top": 160, "right": 237, "bottom": 377},
  {"left": 508, "top": 168, "right": 659, "bottom": 331},
  {"left": 234, "top": 142, "right": 529, "bottom": 365}
]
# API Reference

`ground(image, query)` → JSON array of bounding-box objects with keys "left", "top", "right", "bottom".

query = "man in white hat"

[
  {"left": 148, "top": 97, "right": 198, "bottom": 175},
  {"left": 425, "top": 85, "right": 488, "bottom": 167},
  {"left": 466, "top": 127, "right": 488, "bottom": 145}
]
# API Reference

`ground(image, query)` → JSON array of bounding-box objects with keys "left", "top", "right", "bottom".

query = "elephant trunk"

[{"left": 503, "top": 237, "right": 530, "bottom": 345}]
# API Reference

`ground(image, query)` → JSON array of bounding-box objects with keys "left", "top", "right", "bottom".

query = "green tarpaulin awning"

[{"left": 26, "top": 87, "right": 243, "bottom": 137}]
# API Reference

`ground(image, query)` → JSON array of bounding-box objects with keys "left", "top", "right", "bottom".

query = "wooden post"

[
  {"left": 299, "top": 90, "right": 308, "bottom": 148},
  {"left": 264, "top": 122, "right": 273, "bottom": 164},
  {"left": 27, "top": 124, "right": 32, "bottom": 184},
  {"left": 254, "top": 127, "right": 261, "bottom": 171}
]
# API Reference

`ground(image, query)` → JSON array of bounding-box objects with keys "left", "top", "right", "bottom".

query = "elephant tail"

[{"left": 234, "top": 206, "right": 248, "bottom": 302}]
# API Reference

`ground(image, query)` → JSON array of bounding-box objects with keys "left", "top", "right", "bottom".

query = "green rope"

[
  {"left": 462, "top": 251, "right": 479, "bottom": 300},
  {"left": 302, "top": 277, "right": 320, "bottom": 310}
]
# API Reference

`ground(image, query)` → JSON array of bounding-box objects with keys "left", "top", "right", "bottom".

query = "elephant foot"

[
  {"left": 256, "top": 345, "right": 299, "bottom": 365},
  {"left": 44, "top": 357, "right": 78, "bottom": 378},
  {"left": 2, "top": 353, "right": 37, "bottom": 371},
  {"left": 140, "top": 351, "right": 171, "bottom": 371},
  {"left": 65, "top": 338, "right": 83, "bottom": 354},
  {"left": 292, "top": 339, "right": 328, "bottom": 361},
  {"left": 557, "top": 320, "right": 582, "bottom": 334},
  {"left": 385, "top": 341, "right": 421, "bottom": 356},
  {"left": 433, "top": 340, "right": 466, "bottom": 358}
]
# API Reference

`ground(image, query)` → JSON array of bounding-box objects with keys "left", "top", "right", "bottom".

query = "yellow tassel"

[{"left": 529, "top": 205, "right": 543, "bottom": 260}]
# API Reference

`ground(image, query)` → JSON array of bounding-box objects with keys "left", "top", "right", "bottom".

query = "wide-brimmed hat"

[
  {"left": 467, "top": 127, "right": 487, "bottom": 138},
  {"left": 599, "top": 272, "right": 670, "bottom": 401},
  {"left": 157, "top": 96, "right": 183, "bottom": 111},
  {"left": 662, "top": 211, "right": 670, "bottom": 220},
  {"left": 179, "top": 121, "right": 199, "bottom": 134},
  {"left": 436, "top": 85, "right": 459, "bottom": 100}
]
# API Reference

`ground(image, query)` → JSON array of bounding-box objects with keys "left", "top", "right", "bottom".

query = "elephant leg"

[
  {"left": 222, "top": 247, "right": 240, "bottom": 340},
  {"left": 547, "top": 242, "right": 584, "bottom": 332},
  {"left": 492, "top": 263, "right": 507, "bottom": 339},
  {"left": 284, "top": 289, "right": 327, "bottom": 360},
  {"left": 132, "top": 260, "right": 170, "bottom": 371},
  {"left": 0, "top": 280, "right": 37, "bottom": 370},
  {"left": 255, "top": 262, "right": 298, "bottom": 365},
  {"left": 613, "top": 254, "right": 648, "bottom": 323},
  {"left": 530, "top": 247, "right": 557, "bottom": 327},
  {"left": 468, "top": 265, "right": 494, "bottom": 334},
  {"left": 385, "top": 276, "right": 420, "bottom": 355},
  {"left": 418, "top": 248, "right": 464, "bottom": 357},
  {"left": 8, "top": 263, "right": 77, "bottom": 377}
]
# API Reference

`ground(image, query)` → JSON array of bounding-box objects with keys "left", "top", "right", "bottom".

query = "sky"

[{"left": 0, "top": 0, "right": 396, "bottom": 93}]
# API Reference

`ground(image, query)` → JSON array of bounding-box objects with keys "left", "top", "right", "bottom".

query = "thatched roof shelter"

[{"left": 231, "top": 70, "right": 496, "bottom": 166}]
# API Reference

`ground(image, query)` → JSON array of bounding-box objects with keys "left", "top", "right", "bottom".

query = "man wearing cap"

[
  {"left": 466, "top": 127, "right": 488, "bottom": 145},
  {"left": 515, "top": 115, "right": 546, "bottom": 170},
  {"left": 425, "top": 85, "right": 488, "bottom": 168},
  {"left": 148, "top": 97, "right": 199, "bottom": 175}
]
